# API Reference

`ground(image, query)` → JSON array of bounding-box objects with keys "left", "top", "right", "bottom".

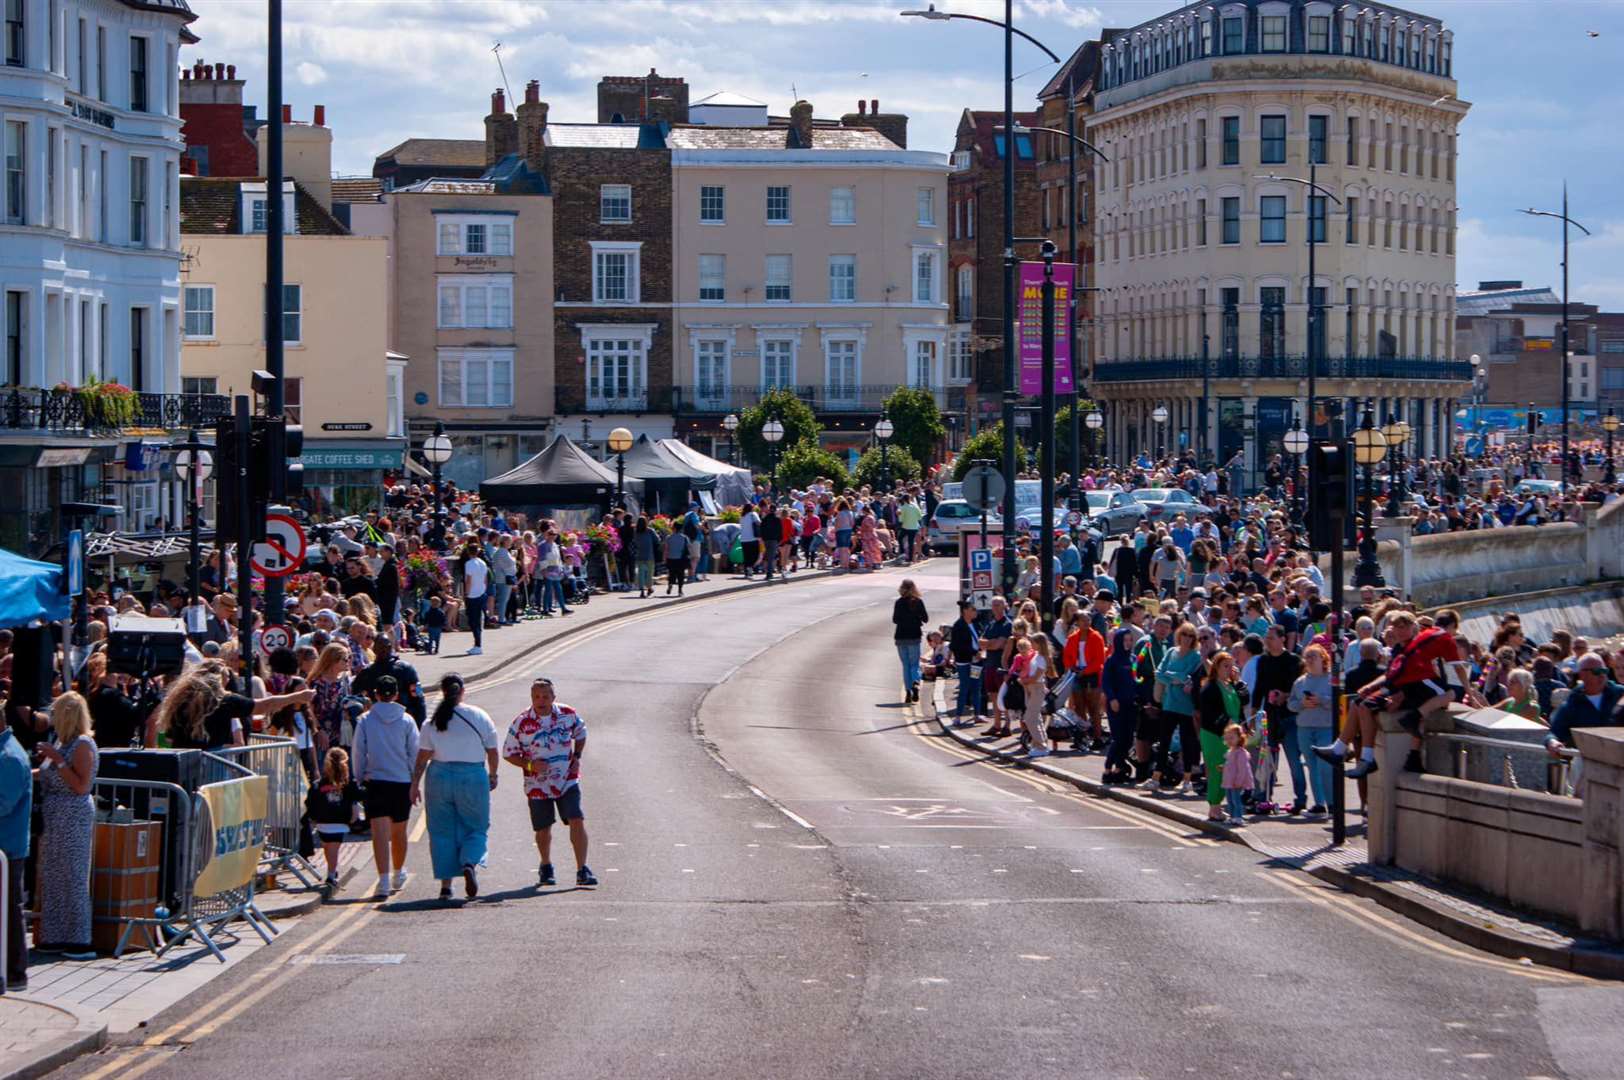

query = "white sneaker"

[
  {"left": 467, "top": 646, "right": 483, "bottom": 656},
  {"left": 1026, "top": 748, "right": 1051, "bottom": 759},
  {"left": 1180, "top": 780, "right": 1194, "bottom": 795},
  {"left": 391, "top": 869, "right": 408, "bottom": 892},
  {"left": 373, "top": 876, "right": 391, "bottom": 899}
]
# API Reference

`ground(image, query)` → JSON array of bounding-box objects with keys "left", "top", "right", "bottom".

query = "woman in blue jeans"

[
  {"left": 1287, "top": 644, "right": 1335, "bottom": 813},
  {"left": 411, "top": 675, "right": 501, "bottom": 903},
  {"left": 891, "top": 579, "right": 929, "bottom": 704}
]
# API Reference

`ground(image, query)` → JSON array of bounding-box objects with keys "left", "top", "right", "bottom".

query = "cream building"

[
  {"left": 668, "top": 100, "right": 951, "bottom": 459},
  {"left": 1088, "top": 0, "right": 1472, "bottom": 477}
]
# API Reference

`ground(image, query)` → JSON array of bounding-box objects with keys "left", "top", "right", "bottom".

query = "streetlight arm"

[
  {"left": 1521, "top": 208, "right": 1592, "bottom": 236},
  {"left": 997, "top": 124, "right": 1109, "bottom": 163},
  {"left": 901, "top": 8, "right": 1061, "bottom": 61},
  {"left": 1255, "top": 174, "right": 1343, "bottom": 204}
]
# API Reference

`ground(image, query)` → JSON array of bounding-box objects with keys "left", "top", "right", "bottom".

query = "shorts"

[
  {"left": 1359, "top": 682, "right": 1442, "bottom": 728},
  {"left": 1075, "top": 673, "right": 1100, "bottom": 691},
  {"left": 527, "top": 786, "right": 584, "bottom": 830},
  {"left": 836, "top": 529, "right": 853, "bottom": 549},
  {"left": 362, "top": 780, "right": 412, "bottom": 822},
  {"left": 314, "top": 824, "right": 349, "bottom": 841}
]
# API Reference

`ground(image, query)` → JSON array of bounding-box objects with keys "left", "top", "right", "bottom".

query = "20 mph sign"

[{"left": 251, "top": 513, "right": 308, "bottom": 578}]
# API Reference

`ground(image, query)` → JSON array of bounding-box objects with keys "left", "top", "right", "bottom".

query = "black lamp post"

[
  {"left": 608, "top": 426, "right": 633, "bottom": 509},
  {"left": 1522, "top": 191, "right": 1590, "bottom": 489},
  {"left": 1383, "top": 413, "right": 1411, "bottom": 518},
  {"left": 875, "top": 416, "right": 894, "bottom": 490},
  {"left": 1283, "top": 420, "right": 1308, "bottom": 529},
  {"left": 722, "top": 412, "right": 740, "bottom": 465},
  {"left": 1353, "top": 404, "right": 1389, "bottom": 588},
  {"left": 423, "top": 422, "right": 453, "bottom": 530},
  {"left": 1085, "top": 407, "right": 1104, "bottom": 470},
  {"left": 1151, "top": 404, "right": 1168, "bottom": 461},
  {"left": 762, "top": 419, "right": 785, "bottom": 502},
  {"left": 173, "top": 433, "right": 213, "bottom": 605},
  {"left": 1605, "top": 408, "right": 1620, "bottom": 485}
]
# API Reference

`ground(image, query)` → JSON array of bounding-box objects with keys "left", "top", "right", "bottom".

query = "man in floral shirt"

[{"left": 502, "top": 677, "right": 596, "bottom": 888}]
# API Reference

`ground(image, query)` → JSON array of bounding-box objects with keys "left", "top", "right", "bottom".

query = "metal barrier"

[
  {"left": 89, "top": 776, "right": 196, "bottom": 958},
  {"left": 1433, "top": 732, "right": 1578, "bottom": 795},
  {"left": 208, "top": 735, "right": 320, "bottom": 888}
]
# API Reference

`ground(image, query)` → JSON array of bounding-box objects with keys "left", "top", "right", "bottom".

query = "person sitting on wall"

[{"left": 1315, "top": 612, "right": 1457, "bottom": 777}]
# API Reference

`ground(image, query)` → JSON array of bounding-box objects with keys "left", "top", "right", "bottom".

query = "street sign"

[
  {"left": 972, "top": 589, "right": 995, "bottom": 611},
  {"left": 961, "top": 464, "right": 1006, "bottom": 513},
  {"left": 969, "top": 548, "right": 993, "bottom": 574},
  {"left": 321, "top": 422, "right": 373, "bottom": 432},
  {"left": 251, "top": 513, "right": 307, "bottom": 579},
  {"left": 258, "top": 624, "right": 294, "bottom": 658},
  {"left": 971, "top": 569, "right": 994, "bottom": 591},
  {"left": 1067, "top": 509, "right": 1083, "bottom": 528},
  {"left": 65, "top": 529, "right": 84, "bottom": 597}
]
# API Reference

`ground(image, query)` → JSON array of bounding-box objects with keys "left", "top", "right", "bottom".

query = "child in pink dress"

[
  {"left": 859, "top": 514, "right": 883, "bottom": 571},
  {"left": 1221, "top": 724, "right": 1254, "bottom": 826}
]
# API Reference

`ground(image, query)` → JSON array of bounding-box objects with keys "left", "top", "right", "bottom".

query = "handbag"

[
  {"left": 1004, "top": 677, "right": 1026, "bottom": 713},
  {"left": 730, "top": 538, "right": 745, "bottom": 564},
  {"left": 968, "top": 663, "right": 983, "bottom": 680}
]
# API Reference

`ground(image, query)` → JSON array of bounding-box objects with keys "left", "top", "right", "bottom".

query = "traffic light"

[
  {"left": 1527, "top": 404, "right": 1539, "bottom": 437},
  {"left": 214, "top": 414, "right": 243, "bottom": 545},
  {"left": 1309, "top": 442, "right": 1351, "bottom": 551},
  {"left": 253, "top": 417, "right": 303, "bottom": 500}
]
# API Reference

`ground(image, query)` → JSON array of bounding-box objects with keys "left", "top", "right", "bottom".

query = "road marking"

[{"left": 1258, "top": 870, "right": 1587, "bottom": 985}]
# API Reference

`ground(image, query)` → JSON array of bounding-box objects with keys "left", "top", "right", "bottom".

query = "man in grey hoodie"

[{"left": 352, "top": 677, "right": 421, "bottom": 898}]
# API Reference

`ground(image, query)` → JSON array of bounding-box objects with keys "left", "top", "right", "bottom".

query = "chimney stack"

[
  {"left": 485, "top": 87, "right": 519, "bottom": 167},
  {"left": 281, "top": 103, "right": 292, "bottom": 123},
  {"left": 227, "top": 64, "right": 236, "bottom": 79},
  {"left": 313, "top": 104, "right": 325, "bottom": 127},
  {"left": 840, "top": 98, "right": 907, "bottom": 148},
  {"left": 857, "top": 99, "right": 866, "bottom": 115},
  {"left": 871, "top": 98, "right": 878, "bottom": 114},
  {"left": 789, "top": 99, "right": 814, "bottom": 149},
  {"left": 516, "top": 79, "right": 549, "bottom": 172},
  {"left": 258, "top": 103, "right": 334, "bottom": 211},
  {"left": 215, "top": 62, "right": 225, "bottom": 80}
]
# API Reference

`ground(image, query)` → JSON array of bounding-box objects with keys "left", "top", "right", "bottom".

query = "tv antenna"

[{"left": 492, "top": 42, "right": 513, "bottom": 105}]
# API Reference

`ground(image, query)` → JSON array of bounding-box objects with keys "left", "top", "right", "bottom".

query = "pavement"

[
  {"left": 33, "top": 556, "right": 1624, "bottom": 1080},
  {"left": 0, "top": 997, "right": 103, "bottom": 1080}
]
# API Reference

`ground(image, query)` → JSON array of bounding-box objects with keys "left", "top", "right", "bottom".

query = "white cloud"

[
  {"left": 295, "top": 61, "right": 326, "bottom": 86},
  {"left": 1020, "top": 0, "right": 1104, "bottom": 30}
]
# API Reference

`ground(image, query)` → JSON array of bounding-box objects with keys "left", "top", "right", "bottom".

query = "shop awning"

[{"left": 0, "top": 547, "right": 70, "bottom": 626}]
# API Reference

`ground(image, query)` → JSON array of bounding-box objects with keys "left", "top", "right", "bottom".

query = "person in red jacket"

[
  {"left": 1064, "top": 619, "right": 1107, "bottom": 751},
  {"left": 1317, "top": 612, "right": 1455, "bottom": 776}
]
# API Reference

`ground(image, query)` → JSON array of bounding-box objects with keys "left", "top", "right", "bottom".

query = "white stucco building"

[{"left": 1088, "top": 0, "right": 1472, "bottom": 476}]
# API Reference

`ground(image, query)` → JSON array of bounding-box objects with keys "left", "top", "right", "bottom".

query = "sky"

[{"left": 183, "top": 0, "right": 1624, "bottom": 308}]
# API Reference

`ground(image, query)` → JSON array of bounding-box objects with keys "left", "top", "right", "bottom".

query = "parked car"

[
  {"left": 1130, "top": 487, "right": 1214, "bottom": 524},
  {"left": 925, "top": 499, "right": 992, "bottom": 554},
  {"left": 1083, "top": 490, "right": 1146, "bottom": 535},
  {"left": 1513, "top": 478, "right": 1565, "bottom": 497}
]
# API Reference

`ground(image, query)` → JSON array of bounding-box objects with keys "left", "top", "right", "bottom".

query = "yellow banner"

[{"left": 192, "top": 776, "right": 268, "bottom": 896}]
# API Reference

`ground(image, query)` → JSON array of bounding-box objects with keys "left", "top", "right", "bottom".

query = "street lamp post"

[
  {"left": 722, "top": 412, "right": 740, "bottom": 465},
  {"left": 762, "top": 419, "right": 785, "bottom": 501},
  {"left": 608, "top": 427, "right": 634, "bottom": 509},
  {"left": 1383, "top": 413, "right": 1411, "bottom": 518},
  {"left": 1523, "top": 191, "right": 1591, "bottom": 489},
  {"left": 422, "top": 423, "right": 453, "bottom": 533},
  {"left": 904, "top": 1, "right": 1060, "bottom": 598},
  {"left": 1151, "top": 404, "right": 1169, "bottom": 461},
  {"left": 1352, "top": 404, "right": 1389, "bottom": 587},
  {"left": 1283, "top": 421, "right": 1308, "bottom": 530},
  {"left": 1085, "top": 408, "right": 1104, "bottom": 470},
  {"left": 874, "top": 417, "right": 895, "bottom": 490},
  {"left": 173, "top": 434, "right": 213, "bottom": 605},
  {"left": 1201, "top": 330, "right": 1211, "bottom": 465},
  {"left": 1604, "top": 408, "right": 1620, "bottom": 485}
]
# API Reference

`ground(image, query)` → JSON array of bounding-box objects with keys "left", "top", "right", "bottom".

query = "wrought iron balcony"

[
  {"left": 553, "top": 387, "right": 678, "bottom": 415},
  {"left": 1089, "top": 357, "right": 1474, "bottom": 384},
  {"left": 0, "top": 387, "right": 231, "bottom": 433},
  {"left": 671, "top": 384, "right": 970, "bottom": 417}
]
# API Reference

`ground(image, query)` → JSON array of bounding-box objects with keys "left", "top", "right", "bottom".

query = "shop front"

[{"left": 298, "top": 440, "right": 407, "bottom": 517}]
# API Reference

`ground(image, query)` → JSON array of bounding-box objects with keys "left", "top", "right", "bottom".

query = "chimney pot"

[
  {"left": 181, "top": 68, "right": 189, "bottom": 80},
  {"left": 857, "top": 100, "right": 866, "bottom": 115},
  {"left": 215, "top": 62, "right": 225, "bottom": 80},
  {"left": 227, "top": 64, "right": 236, "bottom": 79},
  {"left": 191, "top": 60, "right": 203, "bottom": 78},
  {"left": 871, "top": 98, "right": 879, "bottom": 114},
  {"left": 525, "top": 79, "right": 540, "bottom": 105},
  {"left": 491, "top": 88, "right": 506, "bottom": 115},
  {"left": 313, "top": 104, "right": 325, "bottom": 127},
  {"left": 281, "top": 103, "right": 292, "bottom": 123}
]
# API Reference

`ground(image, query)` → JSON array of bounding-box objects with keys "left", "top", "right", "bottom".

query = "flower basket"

[
  {"left": 402, "top": 551, "right": 450, "bottom": 599},
  {"left": 649, "top": 515, "right": 674, "bottom": 537},
  {"left": 62, "top": 378, "right": 139, "bottom": 429},
  {"left": 583, "top": 522, "right": 621, "bottom": 558}
]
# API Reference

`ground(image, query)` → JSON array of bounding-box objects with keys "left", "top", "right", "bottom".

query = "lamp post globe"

[
  {"left": 1283, "top": 424, "right": 1308, "bottom": 528},
  {"left": 423, "top": 423, "right": 453, "bottom": 525},
  {"left": 762, "top": 419, "right": 785, "bottom": 500},
  {"left": 1084, "top": 408, "right": 1104, "bottom": 469},
  {"left": 722, "top": 412, "right": 740, "bottom": 465},
  {"left": 1352, "top": 409, "right": 1389, "bottom": 587},
  {"left": 1151, "top": 405, "right": 1168, "bottom": 460},
  {"left": 874, "top": 418, "right": 894, "bottom": 490},
  {"left": 608, "top": 427, "right": 634, "bottom": 508}
]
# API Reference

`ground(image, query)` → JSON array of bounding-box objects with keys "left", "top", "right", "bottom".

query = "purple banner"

[{"left": 1018, "top": 261, "right": 1075, "bottom": 396}]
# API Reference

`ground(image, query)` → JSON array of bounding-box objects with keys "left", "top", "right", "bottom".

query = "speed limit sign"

[
  {"left": 258, "top": 624, "right": 294, "bottom": 658},
  {"left": 251, "top": 513, "right": 308, "bottom": 578},
  {"left": 1067, "top": 510, "right": 1083, "bottom": 527}
]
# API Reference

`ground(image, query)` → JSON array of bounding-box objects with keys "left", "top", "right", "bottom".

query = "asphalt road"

[{"left": 54, "top": 561, "right": 1622, "bottom": 1080}]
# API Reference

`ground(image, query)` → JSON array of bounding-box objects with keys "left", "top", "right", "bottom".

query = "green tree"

[
  {"left": 1053, "top": 402, "right": 1104, "bottom": 477},
  {"left": 738, "top": 389, "right": 821, "bottom": 469},
  {"left": 951, "top": 423, "right": 1029, "bottom": 481},
  {"left": 775, "top": 441, "right": 850, "bottom": 492},
  {"left": 853, "top": 445, "right": 922, "bottom": 490},
  {"left": 881, "top": 386, "right": 947, "bottom": 467}
]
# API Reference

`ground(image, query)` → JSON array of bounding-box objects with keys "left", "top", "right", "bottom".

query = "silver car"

[
  {"left": 1083, "top": 490, "right": 1146, "bottom": 536},
  {"left": 925, "top": 499, "right": 992, "bottom": 554}
]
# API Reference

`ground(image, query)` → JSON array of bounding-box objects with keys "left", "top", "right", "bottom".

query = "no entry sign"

[{"left": 251, "top": 513, "right": 307, "bottom": 578}]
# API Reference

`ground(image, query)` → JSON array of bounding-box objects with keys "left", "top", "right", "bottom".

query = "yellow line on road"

[{"left": 1259, "top": 869, "right": 1587, "bottom": 984}]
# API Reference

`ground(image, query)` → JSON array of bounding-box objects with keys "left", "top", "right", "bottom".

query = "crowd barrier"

[{"left": 208, "top": 734, "right": 321, "bottom": 888}]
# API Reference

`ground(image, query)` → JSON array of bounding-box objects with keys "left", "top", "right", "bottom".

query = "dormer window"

[{"left": 240, "top": 182, "right": 296, "bottom": 235}]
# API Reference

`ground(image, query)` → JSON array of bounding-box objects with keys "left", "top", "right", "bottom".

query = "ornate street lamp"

[
  {"left": 722, "top": 412, "right": 740, "bottom": 465},
  {"left": 422, "top": 422, "right": 453, "bottom": 528},
  {"left": 874, "top": 417, "right": 895, "bottom": 490},
  {"left": 1283, "top": 421, "right": 1309, "bottom": 529},
  {"left": 1352, "top": 405, "right": 1389, "bottom": 587},
  {"left": 762, "top": 419, "right": 785, "bottom": 501},
  {"left": 608, "top": 426, "right": 634, "bottom": 509},
  {"left": 1604, "top": 408, "right": 1620, "bottom": 485},
  {"left": 1085, "top": 407, "right": 1104, "bottom": 469},
  {"left": 1382, "top": 413, "right": 1411, "bottom": 518},
  {"left": 173, "top": 436, "right": 213, "bottom": 605},
  {"left": 1151, "top": 404, "right": 1169, "bottom": 461}
]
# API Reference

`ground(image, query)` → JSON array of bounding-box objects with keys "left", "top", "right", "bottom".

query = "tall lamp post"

[
  {"left": 762, "top": 419, "right": 785, "bottom": 501},
  {"left": 423, "top": 423, "right": 453, "bottom": 528},
  {"left": 1383, "top": 413, "right": 1411, "bottom": 518},
  {"left": 1522, "top": 191, "right": 1590, "bottom": 488},
  {"left": 722, "top": 412, "right": 740, "bottom": 465},
  {"left": 173, "top": 435, "right": 213, "bottom": 605},
  {"left": 608, "top": 427, "right": 634, "bottom": 509},
  {"left": 1283, "top": 421, "right": 1308, "bottom": 529},
  {"left": 1085, "top": 408, "right": 1104, "bottom": 470},
  {"left": 1151, "top": 404, "right": 1169, "bottom": 461},
  {"left": 1352, "top": 405, "right": 1389, "bottom": 587},
  {"left": 1604, "top": 408, "right": 1620, "bottom": 486},
  {"left": 903, "top": 1, "right": 1060, "bottom": 598},
  {"left": 874, "top": 417, "right": 895, "bottom": 490}
]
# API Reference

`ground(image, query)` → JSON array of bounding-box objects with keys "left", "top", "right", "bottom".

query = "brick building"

[
  {"left": 1456, "top": 282, "right": 1601, "bottom": 417},
  {"left": 178, "top": 59, "right": 258, "bottom": 176},
  {"left": 947, "top": 108, "right": 1041, "bottom": 434}
]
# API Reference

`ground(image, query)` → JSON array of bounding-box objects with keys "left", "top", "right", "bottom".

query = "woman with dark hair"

[
  {"left": 1101, "top": 628, "right": 1140, "bottom": 784},
  {"left": 411, "top": 674, "right": 500, "bottom": 902}
]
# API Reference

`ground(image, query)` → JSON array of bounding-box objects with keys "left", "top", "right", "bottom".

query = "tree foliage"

[
  {"left": 738, "top": 390, "right": 821, "bottom": 469},
  {"left": 853, "top": 445, "right": 922, "bottom": 490},
  {"left": 775, "top": 441, "right": 850, "bottom": 493},
  {"left": 881, "top": 386, "right": 947, "bottom": 467},
  {"left": 951, "top": 423, "right": 1029, "bottom": 481}
]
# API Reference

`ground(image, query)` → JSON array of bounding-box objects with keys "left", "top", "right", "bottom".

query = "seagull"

[
  {"left": 1587, "top": 30, "right": 1600, "bottom": 37},
  {"left": 1429, "top": 94, "right": 1451, "bottom": 106}
]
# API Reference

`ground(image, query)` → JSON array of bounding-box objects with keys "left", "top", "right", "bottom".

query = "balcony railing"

[
  {"left": 0, "top": 387, "right": 231, "bottom": 433},
  {"left": 554, "top": 387, "right": 678, "bottom": 415},
  {"left": 672, "top": 384, "right": 970, "bottom": 417},
  {"left": 1090, "top": 357, "right": 1474, "bottom": 384}
]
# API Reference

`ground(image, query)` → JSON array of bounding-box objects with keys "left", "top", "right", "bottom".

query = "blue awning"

[{"left": 0, "top": 547, "right": 70, "bottom": 626}]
